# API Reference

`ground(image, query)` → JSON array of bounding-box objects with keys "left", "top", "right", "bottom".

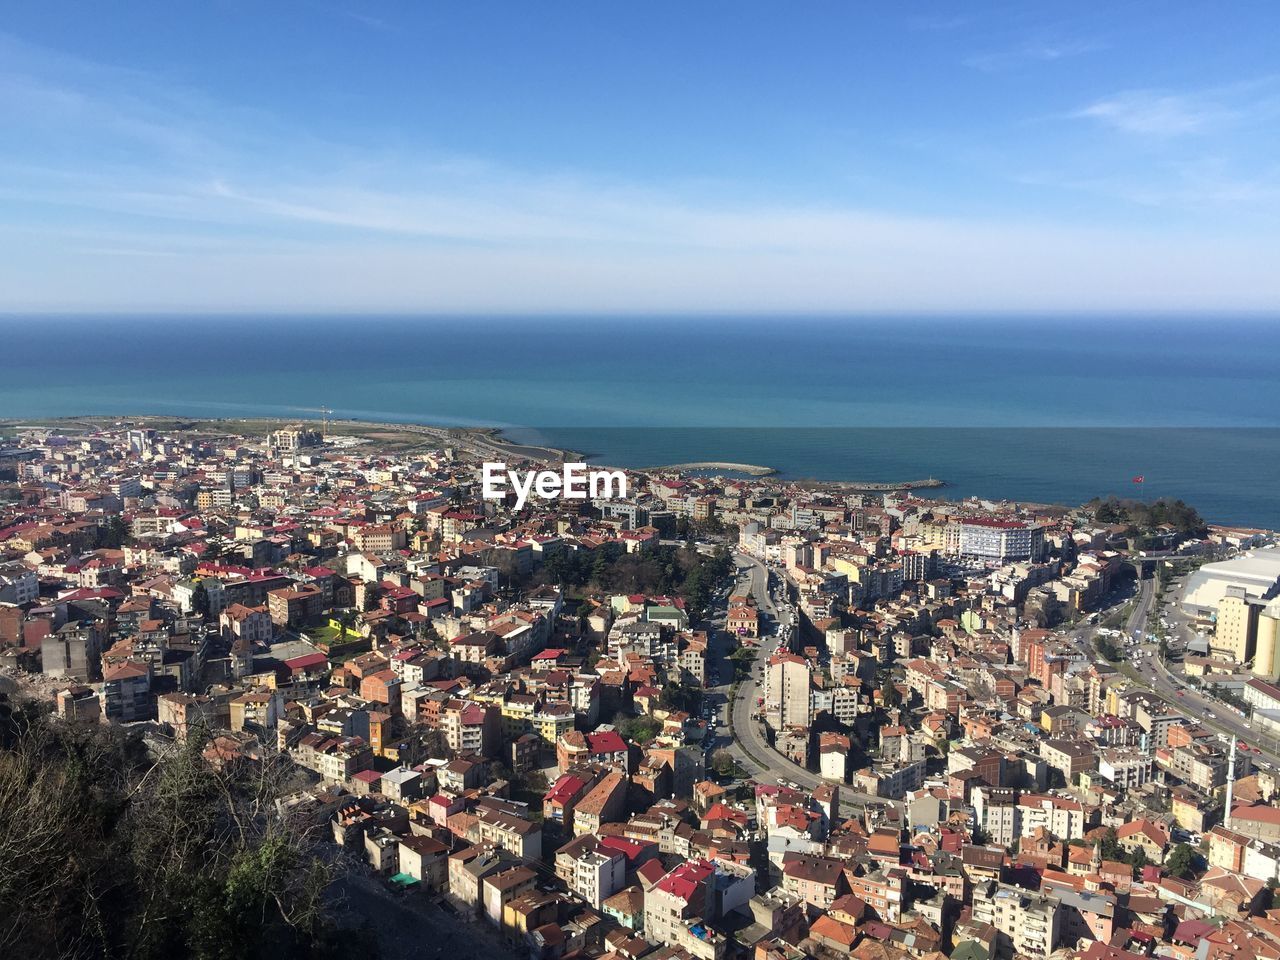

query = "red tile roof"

[{"left": 654, "top": 858, "right": 714, "bottom": 902}]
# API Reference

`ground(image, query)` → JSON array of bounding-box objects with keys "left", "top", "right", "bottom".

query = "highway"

[
  {"left": 1070, "top": 572, "right": 1278, "bottom": 767},
  {"left": 701, "top": 552, "right": 1274, "bottom": 819},
  {"left": 1129, "top": 576, "right": 1280, "bottom": 765},
  {"left": 700, "top": 550, "right": 901, "bottom": 818}
]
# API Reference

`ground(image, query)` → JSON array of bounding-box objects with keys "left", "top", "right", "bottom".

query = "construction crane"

[{"left": 293, "top": 406, "right": 334, "bottom": 439}]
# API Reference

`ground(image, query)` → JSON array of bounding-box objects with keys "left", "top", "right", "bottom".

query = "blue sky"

[{"left": 1, "top": 1, "right": 1278, "bottom": 313}]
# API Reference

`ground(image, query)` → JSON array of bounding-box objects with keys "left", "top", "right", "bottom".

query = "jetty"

[
  {"left": 642, "top": 461, "right": 776, "bottom": 477},
  {"left": 807, "top": 477, "right": 946, "bottom": 492}
]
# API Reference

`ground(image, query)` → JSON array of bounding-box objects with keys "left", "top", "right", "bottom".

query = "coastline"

[
  {"left": 0, "top": 414, "right": 949, "bottom": 491},
  {"left": 636, "top": 461, "right": 776, "bottom": 477}
]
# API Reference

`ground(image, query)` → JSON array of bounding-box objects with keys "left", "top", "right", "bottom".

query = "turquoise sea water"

[{"left": 2, "top": 315, "right": 1279, "bottom": 526}]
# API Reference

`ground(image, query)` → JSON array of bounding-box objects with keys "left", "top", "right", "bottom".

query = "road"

[
  {"left": 1131, "top": 576, "right": 1280, "bottom": 765},
  {"left": 706, "top": 555, "right": 1275, "bottom": 816},
  {"left": 1075, "top": 572, "right": 1280, "bottom": 768},
  {"left": 699, "top": 550, "right": 901, "bottom": 818}
]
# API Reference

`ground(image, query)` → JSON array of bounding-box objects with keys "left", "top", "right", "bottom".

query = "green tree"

[
  {"left": 711, "top": 750, "right": 736, "bottom": 778},
  {"left": 191, "top": 580, "right": 211, "bottom": 619},
  {"left": 661, "top": 682, "right": 702, "bottom": 714},
  {"left": 619, "top": 715, "right": 661, "bottom": 744},
  {"left": 335, "top": 608, "right": 357, "bottom": 639},
  {"left": 881, "top": 679, "right": 901, "bottom": 708},
  {"left": 1097, "top": 826, "right": 1122, "bottom": 862},
  {"left": 100, "top": 514, "right": 132, "bottom": 549},
  {"left": 1166, "top": 842, "right": 1199, "bottom": 880},
  {"left": 1096, "top": 636, "right": 1121, "bottom": 662},
  {"left": 591, "top": 550, "right": 614, "bottom": 590},
  {"left": 1128, "top": 846, "right": 1148, "bottom": 873},
  {"left": 0, "top": 695, "right": 355, "bottom": 959}
]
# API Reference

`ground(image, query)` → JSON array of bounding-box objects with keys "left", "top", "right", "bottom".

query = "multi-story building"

[
  {"left": 780, "top": 855, "right": 846, "bottom": 910},
  {"left": 219, "top": 602, "right": 273, "bottom": 646},
  {"left": 55, "top": 685, "right": 101, "bottom": 723},
  {"left": 957, "top": 519, "right": 1044, "bottom": 564},
  {"left": 481, "top": 865, "right": 538, "bottom": 928},
  {"left": 397, "top": 835, "right": 450, "bottom": 889},
  {"left": 293, "top": 732, "right": 373, "bottom": 783},
  {"left": 1040, "top": 738, "right": 1097, "bottom": 787},
  {"left": 157, "top": 692, "right": 217, "bottom": 739},
  {"left": 0, "top": 561, "right": 38, "bottom": 605},
  {"left": 765, "top": 652, "right": 812, "bottom": 731},
  {"left": 531, "top": 703, "right": 576, "bottom": 748},
  {"left": 1163, "top": 741, "right": 1241, "bottom": 793},
  {"left": 971, "top": 882, "right": 1061, "bottom": 959},
  {"left": 42, "top": 621, "right": 103, "bottom": 680},
  {"left": 974, "top": 787, "right": 1020, "bottom": 847},
  {"left": 645, "top": 859, "right": 715, "bottom": 946},
  {"left": 573, "top": 771, "right": 627, "bottom": 836},
  {"left": 1097, "top": 748, "right": 1153, "bottom": 790},
  {"left": 267, "top": 583, "right": 325, "bottom": 628},
  {"left": 845, "top": 868, "right": 906, "bottom": 924},
  {"left": 473, "top": 797, "right": 543, "bottom": 861},
  {"left": 99, "top": 661, "right": 151, "bottom": 722},
  {"left": 1214, "top": 586, "right": 1260, "bottom": 663},
  {"left": 1018, "top": 794, "right": 1086, "bottom": 842},
  {"left": 557, "top": 836, "right": 626, "bottom": 908}
]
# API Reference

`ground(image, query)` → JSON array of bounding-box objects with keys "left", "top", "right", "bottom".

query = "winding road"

[
  {"left": 700, "top": 551, "right": 901, "bottom": 817},
  {"left": 704, "top": 553, "right": 1277, "bottom": 820}
]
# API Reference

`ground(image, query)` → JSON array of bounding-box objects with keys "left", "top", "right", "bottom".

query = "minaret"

[{"left": 1225, "top": 737, "right": 1238, "bottom": 829}]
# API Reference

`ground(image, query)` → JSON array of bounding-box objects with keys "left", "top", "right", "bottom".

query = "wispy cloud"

[
  {"left": 336, "top": 8, "right": 391, "bottom": 31},
  {"left": 1019, "top": 158, "right": 1280, "bottom": 211},
  {"left": 1072, "top": 90, "right": 1230, "bottom": 136},
  {"left": 0, "top": 31, "right": 1278, "bottom": 312},
  {"left": 964, "top": 37, "right": 1104, "bottom": 72}
]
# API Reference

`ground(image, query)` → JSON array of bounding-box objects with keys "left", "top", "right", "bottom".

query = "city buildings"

[{"left": 1, "top": 417, "right": 1277, "bottom": 960}]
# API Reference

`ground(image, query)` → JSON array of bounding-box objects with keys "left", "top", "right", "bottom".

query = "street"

[
  {"left": 1066, "top": 572, "right": 1278, "bottom": 767},
  {"left": 699, "top": 550, "right": 902, "bottom": 818},
  {"left": 702, "top": 550, "right": 1277, "bottom": 818}
]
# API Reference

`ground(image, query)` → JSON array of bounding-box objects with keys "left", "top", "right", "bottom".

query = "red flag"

[{"left": 1132, "top": 475, "right": 1144, "bottom": 484}]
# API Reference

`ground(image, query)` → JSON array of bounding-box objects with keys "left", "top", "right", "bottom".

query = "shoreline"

[
  {"left": 0, "top": 413, "right": 951, "bottom": 492},
  {"left": 636, "top": 461, "right": 776, "bottom": 477},
  {"left": 797, "top": 476, "right": 947, "bottom": 492}
]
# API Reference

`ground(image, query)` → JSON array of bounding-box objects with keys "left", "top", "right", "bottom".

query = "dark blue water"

[
  {"left": 2, "top": 315, "right": 1278, "bottom": 526},
  {"left": 507, "top": 427, "right": 1280, "bottom": 529}
]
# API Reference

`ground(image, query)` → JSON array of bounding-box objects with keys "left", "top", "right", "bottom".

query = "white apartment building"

[
  {"left": 765, "top": 652, "right": 812, "bottom": 731},
  {"left": 957, "top": 519, "right": 1044, "bottom": 563}
]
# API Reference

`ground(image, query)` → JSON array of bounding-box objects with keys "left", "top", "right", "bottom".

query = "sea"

[{"left": 2, "top": 315, "right": 1279, "bottom": 528}]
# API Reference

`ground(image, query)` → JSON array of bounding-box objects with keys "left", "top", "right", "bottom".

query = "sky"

[{"left": 1, "top": 1, "right": 1278, "bottom": 314}]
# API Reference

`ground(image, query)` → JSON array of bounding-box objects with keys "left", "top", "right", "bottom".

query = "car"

[
  {"left": 1177, "top": 690, "right": 1185, "bottom": 696},
  {"left": 1207, "top": 711, "right": 1216, "bottom": 719}
]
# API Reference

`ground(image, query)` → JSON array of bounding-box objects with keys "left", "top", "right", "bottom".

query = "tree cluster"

[
  {"left": 1165, "top": 841, "right": 1201, "bottom": 880},
  {"left": 660, "top": 681, "right": 703, "bottom": 714},
  {"left": 538, "top": 543, "right": 732, "bottom": 618},
  {"left": 1087, "top": 497, "right": 1206, "bottom": 536},
  {"left": 0, "top": 696, "right": 358, "bottom": 960}
]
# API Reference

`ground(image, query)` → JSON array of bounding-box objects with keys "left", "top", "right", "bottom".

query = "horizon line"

[{"left": 3, "top": 308, "right": 1280, "bottom": 321}]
